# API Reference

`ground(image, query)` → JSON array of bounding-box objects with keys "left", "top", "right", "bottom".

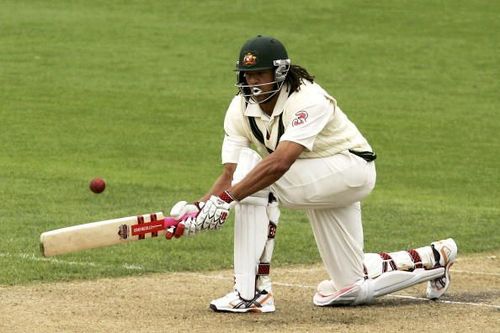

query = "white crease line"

[
  {"left": 388, "top": 294, "right": 500, "bottom": 309},
  {"left": 0, "top": 253, "right": 144, "bottom": 271},
  {"left": 275, "top": 281, "right": 314, "bottom": 288},
  {"left": 452, "top": 269, "right": 500, "bottom": 277}
]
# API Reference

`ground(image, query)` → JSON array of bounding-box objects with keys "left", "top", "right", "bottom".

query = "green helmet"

[
  {"left": 236, "top": 35, "right": 289, "bottom": 72},
  {"left": 236, "top": 35, "right": 291, "bottom": 104}
]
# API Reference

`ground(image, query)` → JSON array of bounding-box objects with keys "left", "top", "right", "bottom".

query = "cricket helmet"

[{"left": 235, "top": 35, "right": 291, "bottom": 104}]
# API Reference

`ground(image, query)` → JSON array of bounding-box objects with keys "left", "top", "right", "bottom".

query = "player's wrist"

[{"left": 219, "top": 190, "right": 236, "bottom": 203}]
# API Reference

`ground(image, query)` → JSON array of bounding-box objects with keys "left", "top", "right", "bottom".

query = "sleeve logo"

[{"left": 292, "top": 111, "right": 308, "bottom": 127}]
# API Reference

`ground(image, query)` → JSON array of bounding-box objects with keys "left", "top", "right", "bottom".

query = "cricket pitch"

[{"left": 0, "top": 252, "right": 498, "bottom": 333}]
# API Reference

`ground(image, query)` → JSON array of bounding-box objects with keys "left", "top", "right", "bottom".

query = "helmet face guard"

[
  {"left": 236, "top": 59, "right": 291, "bottom": 104},
  {"left": 234, "top": 36, "right": 291, "bottom": 104}
]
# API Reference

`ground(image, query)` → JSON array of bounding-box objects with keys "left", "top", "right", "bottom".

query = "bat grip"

[
  {"left": 163, "top": 211, "right": 198, "bottom": 228},
  {"left": 163, "top": 217, "right": 180, "bottom": 228}
]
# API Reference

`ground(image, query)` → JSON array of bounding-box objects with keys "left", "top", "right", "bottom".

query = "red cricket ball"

[{"left": 89, "top": 177, "right": 106, "bottom": 194}]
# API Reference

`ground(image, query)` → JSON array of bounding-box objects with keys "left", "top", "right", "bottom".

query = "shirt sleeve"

[
  {"left": 221, "top": 96, "right": 251, "bottom": 164},
  {"left": 279, "top": 95, "right": 333, "bottom": 151}
]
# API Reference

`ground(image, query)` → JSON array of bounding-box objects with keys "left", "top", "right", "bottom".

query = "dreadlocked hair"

[{"left": 285, "top": 65, "right": 315, "bottom": 93}]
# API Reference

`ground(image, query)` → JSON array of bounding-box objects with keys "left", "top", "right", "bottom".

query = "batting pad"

[
  {"left": 232, "top": 148, "right": 262, "bottom": 183},
  {"left": 359, "top": 267, "right": 446, "bottom": 304},
  {"left": 234, "top": 202, "right": 269, "bottom": 300},
  {"left": 232, "top": 148, "right": 271, "bottom": 300},
  {"left": 314, "top": 267, "right": 445, "bottom": 306},
  {"left": 232, "top": 148, "right": 269, "bottom": 201}
]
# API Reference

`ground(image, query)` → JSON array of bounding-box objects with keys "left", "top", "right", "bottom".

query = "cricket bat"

[{"left": 40, "top": 212, "right": 180, "bottom": 257}]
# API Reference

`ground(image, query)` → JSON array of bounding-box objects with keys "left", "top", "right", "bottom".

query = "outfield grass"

[{"left": 0, "top": 0, "right": 498, "bottom": 285}]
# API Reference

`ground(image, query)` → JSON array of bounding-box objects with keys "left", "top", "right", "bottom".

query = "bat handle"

[
  {"left": 163, "top": 212, "right": 198, "bottom": 228},
  {"left": 163, "top": 217, "right": 180, "bottom": 228}
]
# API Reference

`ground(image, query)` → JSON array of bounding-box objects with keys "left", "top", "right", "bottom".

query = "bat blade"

[{"left": 40, "top": 212, "right": 179, "bottom": 257}]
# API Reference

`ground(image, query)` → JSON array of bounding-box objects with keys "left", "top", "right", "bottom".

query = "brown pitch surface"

[{"left": 1, "top": 252, "right": 498, "bottom": 333}]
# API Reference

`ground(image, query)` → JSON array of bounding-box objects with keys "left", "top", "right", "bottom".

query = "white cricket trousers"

[{"left": 271, "top": 150, "right": 376, "bottom": 290}]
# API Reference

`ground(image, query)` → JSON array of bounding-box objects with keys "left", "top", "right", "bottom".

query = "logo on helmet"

[{"left": 242, "top": 52, "right": 257, "bottom": 66}]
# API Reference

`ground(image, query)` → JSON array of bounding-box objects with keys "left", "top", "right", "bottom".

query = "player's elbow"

[
  {"left": 265, "top": 141, "right": 303, "bottom": 179},
  {"left": 268, "top": 155, "right": 294, "bottom": 176},
  {"left": 268, "top": 141, "right": 304, "bottom": 176}
]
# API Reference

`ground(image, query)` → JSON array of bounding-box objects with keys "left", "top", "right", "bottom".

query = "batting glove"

[
  {"left": 166, "top": 201, "right": 202, "bottom": 239},
  {"left": 196, "top": 191, "right": 234, "bottom": 230}
]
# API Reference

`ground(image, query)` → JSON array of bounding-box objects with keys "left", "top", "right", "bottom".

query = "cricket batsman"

[{"left": 166, "top": 35, "right": 457, "bottom": 313}]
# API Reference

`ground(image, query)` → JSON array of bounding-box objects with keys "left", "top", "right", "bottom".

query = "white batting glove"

[
  {"left": 195, "top": 191, "right": 234, "bottom": 230},
  {"left": 166, "top": 200, "right": 202, "bottom": 239}
]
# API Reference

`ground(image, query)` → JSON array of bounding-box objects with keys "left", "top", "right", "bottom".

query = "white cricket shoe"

[
  {"left": 426, "top": 238, "right": 458, "bottom": 299},
  {"left": 209, "top": 290, "right": 275, "bottom": 313}
]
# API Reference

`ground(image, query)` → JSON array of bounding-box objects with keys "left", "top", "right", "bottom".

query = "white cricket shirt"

[{"left": 222, "top": 81, "right": 372, "bottom": 164}]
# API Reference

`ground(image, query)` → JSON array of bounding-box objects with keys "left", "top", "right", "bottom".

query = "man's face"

[{"left": 243, "top": 69, "right": 275, "bottom": 101}]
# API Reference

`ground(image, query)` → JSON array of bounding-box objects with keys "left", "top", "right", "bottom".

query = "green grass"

[{"left": 0, "top": 0, "right": 498, "bottom": 285}]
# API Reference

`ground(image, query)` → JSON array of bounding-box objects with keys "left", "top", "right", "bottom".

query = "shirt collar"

[{"left": 243, "top": 84, "right": 290, "bottom": 119}]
